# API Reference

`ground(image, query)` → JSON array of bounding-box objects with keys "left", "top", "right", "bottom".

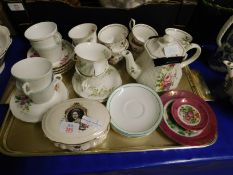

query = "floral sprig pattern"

[
  {"left": 179, "top": 105, "right": 200, "bottom": 125},
  {"left": 15, "top": 95, "right": 32, "bottom": 112},
  {"left": 165, "top": 102, "right": 197, "bottom": 137}
]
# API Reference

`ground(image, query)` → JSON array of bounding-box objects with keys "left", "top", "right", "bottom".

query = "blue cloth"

[{"left": 0, "top": 39, "right": 233, "bottom": 174}]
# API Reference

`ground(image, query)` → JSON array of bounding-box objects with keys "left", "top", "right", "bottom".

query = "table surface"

[{"left": 0, "top": 37, "right": 233, "bottom": 175}]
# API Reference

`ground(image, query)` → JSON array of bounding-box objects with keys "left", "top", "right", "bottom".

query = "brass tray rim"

[
  {"left": 0, "top": 66, "right": 217, "bottom": 157},
  {"left": 0, "top": 109, "right": 218, "bottom": 157}
]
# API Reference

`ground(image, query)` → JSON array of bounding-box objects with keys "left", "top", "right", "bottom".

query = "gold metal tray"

[{"left": 0, "top": 61, "right": 215, "bottom": 156}]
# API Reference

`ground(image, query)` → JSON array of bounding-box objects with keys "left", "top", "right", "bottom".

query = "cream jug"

[{"left": 122, "top": 34, "right": 201, "bottom": 92}]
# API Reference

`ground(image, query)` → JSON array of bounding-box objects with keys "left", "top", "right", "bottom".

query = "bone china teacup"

[
  {"left": 165, "top": 28, "right": 193, "bottom": 47},
  {"left": 24, "top": 74, "right": 62, "bottom": 104},
  {"left": 68, "top": 23, "right": 97, "bottom": 46},
  {"left": 129, "top": 18, "right": 158, "bottom": 52},
  {"left": 11, "top": 57, "right": 53, "bottom": 94},
  {"left": 24, "top": 22, "right": 62, "bottom": 62},
  {"left": 98, "top": 24, "right": 129, "bottom": 64},
  {"left": 98, "top": 24, "right": 128, "bottom": 51}
]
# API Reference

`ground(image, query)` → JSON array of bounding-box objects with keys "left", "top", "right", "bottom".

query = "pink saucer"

[
  {"left": 171, "top": 98, "right": 208, "bottom": 131},
  {"left": 159, "top": 90, "right": 217, "bottom": 146}
]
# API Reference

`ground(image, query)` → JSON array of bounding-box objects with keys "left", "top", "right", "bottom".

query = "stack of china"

[
  {"left": 98, "top": 23, "right": 129, "bottom": 65},
  {"left": 25, "top": 22, "right": 74, "bottom": 74},
  {"left": 159, "top": 90, "right": 217, "bottom": 146},
  {"left": 128, "top": 18, "right": 158, "bottom": 55},
  {"left": 0, "top": 25, "right": 12, "bottom": 74},
  {"left": 10, "top": 57, "right": 69, "bottom": 123},
  {"left": 122, "top": 32, "right": 201, "bottom": 92},
  {"left": 72, "top": 42, "right": 122, "bottom": 102},
  {"left": 68, "top": 23, "right": 97, "bottom": 46},
  {"left": 27, "top": 40, "right": 74, "bottom": 74},
  {"left": 42, "top": 98, "right": 110, "bottom": 151},
  {"left": 107, "top": 83, "right": 164, "bottom": 137}
]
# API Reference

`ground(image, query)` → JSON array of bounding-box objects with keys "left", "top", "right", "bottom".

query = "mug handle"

[
  {"left": 54, "top": 32, "right": 62, "bottom": 45},
  {"left": 129, "top": 18, "right": 136, "bottom": 31},
  {"left": 217, "top": 15, "right": 233, "bottom": 47},
  {"left": 22, "top": 82, "right": 33, "bottom": 95},
  {"left": 181, "top": 43, "right": 201, "bottom": 68}
]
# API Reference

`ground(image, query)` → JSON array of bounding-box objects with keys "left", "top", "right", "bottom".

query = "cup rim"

[
  {"left": 24, "top": 21, "right": 57, "bottom": 41},
  {"left": 131, "top": 24, "right": 158, "bottom": 44},
  {"left": 74, "top": 42, "right": 112, "bottom": 62},
  {"left": 11, "top": 57, "right": 53, "bottom": 81},
  {"left": 68, "top": 23, "right": 97, "bottom": 40},
  {"left": 165, "top": 28, "right": 193, "bottom": 42},
  {"left": 98, "top": 23, "right": 128, "bottom": 44}
]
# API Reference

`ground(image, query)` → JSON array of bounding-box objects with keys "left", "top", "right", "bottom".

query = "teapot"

[
  {"left": 122, "top": 34, "right": 201, "bottom": 92},
  {"left": 209, "top": 15, "right": 233, "bottom": 72}
]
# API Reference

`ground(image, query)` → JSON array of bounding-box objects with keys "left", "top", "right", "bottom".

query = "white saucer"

[
  {"left": 107, "top": 83, "right": 164, "bottom": 137},
  {"left": 10, "top": 81, "right": 69, "bottom": 123},
  {"left": 27, "top": 40, "right": 74, "bottom": 69},
  {"left": 72, "top": 65, "right": 122, "bottom": 102},
  {"left": 0, "top": 62, "right": 5, "bottom": 74}
]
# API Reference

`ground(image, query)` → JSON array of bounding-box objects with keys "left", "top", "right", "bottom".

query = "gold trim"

[{"left": 0, "top": 64, "right": 216, "bottom": 156}]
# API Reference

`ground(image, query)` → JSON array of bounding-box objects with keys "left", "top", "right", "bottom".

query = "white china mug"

[
  {"left": 98, "top": 24, "right": 129, "bottom": 52},
  {"left": 24, "top": 74, "right": 62, "bottom": 104},
  {"left": 73, "top": 42, "right": 112, "bottom": 77},
  {"left": 129, "top": 18, "right": 158, "bottom": 51},
  {"left": 68, "top": 23, "right": 97, "bottom": 46},
  {"left": 11, "top": 57, "right": 53, "bottom": 94},
  {"left": 35, "top": 41, "right": 63, "bottom": 63},
  {"left": 24, "top": 22, "right": 63, "bottom": 61},
  {"left": 165, "top": 28, "right": 201, "bottom": 60},
  {"left": 165, "top": 28, "right": 193, "bottom": 47},
  {"left": 98, "top": 24, "right": 129, "bottom": 64}
]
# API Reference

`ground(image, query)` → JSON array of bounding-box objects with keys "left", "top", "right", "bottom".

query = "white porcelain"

[
  {"left": 27, "top": 40, "right": 75, "bottom": 71},
  {"left": 0, "top": 25, "right": 12, "bottom": 56},
  {"left": 24, "top": 22, "right": 61, "bottom": 48},
  {"left": 68, "top": 23, "right": 97, "bottom": 46},
  {"left": 129, "top": 18, "right": 158, "bottom": 47},
  {"left": 128, "top": 32, "right": 144, "bottom": 54},
  {"left": 0, "top": 25, "right": 12, "bottom": 72},
  {"left": 42, "top": 98, "right": 110, "bottom": 144},
  {"left": 53, "top": 125, "right": 109, "bottom": 152},
  {"left": 11, "top": 57, "right": 53, "bottom": 93},
  {"left": 73, "top": 42, "right": 112, "bottom": 77},
  {"left": 108, "top": 39, "right": 129, "bottom": 65},
  {"left": 10, "top": 81, "right": 68, "bottom": 123},
  {"left": 24, "top": 22, "right": 62, "bottom": 62},
  {"left": 122, "top": 34, "right": 201, "bottom": 92},
  {"left": 25, "top": 74, "right": 62, "bottom": 104},
  {"left": 0, "top": 62, "right": 5, "bottom": 74},
  {"left": 107, "top": 83, "right": 163, "bottom": 137},
  {"left": 165, "top": 28, "right": 193, "bottom": 47},
  {"left": 98, "top": 24, "right": 128, "bottom": 51},
  {"left": 35, "top": 41, "right": 62, "bottom": 63},
  {"left": 72, "top": 65, "right": 122, "bottom": 102}
]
